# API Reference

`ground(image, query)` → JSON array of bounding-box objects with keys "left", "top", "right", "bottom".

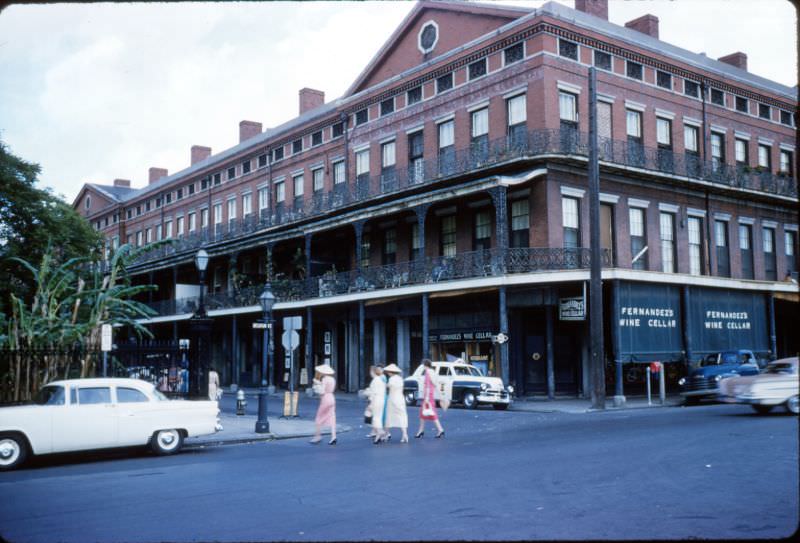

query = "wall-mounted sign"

[
  {"left": 559, "top": 297, "right": 585, "bottom": 321},
  {"left": 428, "top": 331, "right": 494, "bottom": 342},
  {"left": 688, "top": 287, "right": 767, "bottom": 356},
  {"left": 617, "top": 282, "right": 683, "bottom": 363}
]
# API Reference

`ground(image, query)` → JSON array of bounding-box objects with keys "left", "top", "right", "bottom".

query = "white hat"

[
  {"left": 383, "top": 363, "right": 402, "bottom": 374},
  {"left": 315, "top": 364, "right": 335, "bottom": 376}
]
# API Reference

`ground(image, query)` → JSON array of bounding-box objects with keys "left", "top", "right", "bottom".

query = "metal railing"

[
  {"left": 131, "top": 127, "right": 796, "bottom": 267},
  {"left": 146, "top": 247, "right": 608, "bottom": 317}
]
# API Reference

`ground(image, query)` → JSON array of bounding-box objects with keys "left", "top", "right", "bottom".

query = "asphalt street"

[{"left": 1, "top": 400, "right": 797, "bottom": 542}]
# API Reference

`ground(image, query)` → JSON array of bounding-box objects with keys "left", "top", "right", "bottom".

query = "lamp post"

[
  {"left": 256, "top": 286, "right": 276, "bottom": 433},
  {"left": 189, "top": 249, "right": 211, "bottom": 398}
]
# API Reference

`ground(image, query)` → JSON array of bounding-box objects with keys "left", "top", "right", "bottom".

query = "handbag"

[{"left": 421, "top": 403, "right": 435, "bottom": 418}]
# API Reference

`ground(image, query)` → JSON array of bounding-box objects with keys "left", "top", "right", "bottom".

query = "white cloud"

[{"left": 0, "top": 0, "right": 794, "bottom": 203}]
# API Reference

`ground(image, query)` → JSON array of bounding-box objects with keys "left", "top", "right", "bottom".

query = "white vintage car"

[
  {"left": 0, "top": 378, "right": 222, "bottom": 470},
  {"left": 403, "top": 361, "right": 513, "bottom": 410},
  {"left": 718, "top": 357, "right": 799, "bottom": 415}
]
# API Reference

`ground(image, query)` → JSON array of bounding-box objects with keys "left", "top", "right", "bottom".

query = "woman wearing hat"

[
  {"left": 366, "top": 365, "right": 388, "bottom": 444},
  {"left": 310, "top": 365, "right": 337, "bottom": 445},
  {"left": 383, "top": 364, "right": 409, "bottom": 443}
]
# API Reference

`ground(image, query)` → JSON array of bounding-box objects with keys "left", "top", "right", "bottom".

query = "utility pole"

[{"left": 588, "top": 66, "right": 606, "bottom": 410}]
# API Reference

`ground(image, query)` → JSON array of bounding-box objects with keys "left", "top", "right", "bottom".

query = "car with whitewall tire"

[
  {"left": 0, "top": 378, "right": 221, "bottom": 470},
  {"left": 718, "top": 357, "right": 799, "bottom": 415},
  {"left": 403, "top": 361, "right": 513, "bottom": 410}
]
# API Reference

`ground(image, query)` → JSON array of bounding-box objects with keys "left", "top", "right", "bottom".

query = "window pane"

[
  {"left": 439, "top": 120, "right": 454, "bottom": 148},
  {"left": 735, "top": 139, "right": 747, "bottom": 163},
  {"left": 715, "top": 221, "right": 727, "bottom": 247},
  {"left": 117, "top": 388, "right": 149, "bottom": 403},
  {"left": 334, "top": 161, "right": 345, "bottom": 184},
  {"left": 474, "top": 211, "right": 491, "bottom": 240},
  {"left": 313, "top": 169, "right": 324, "bottom": 191},
  {"left": 471, "top": 108, "right": 488, "bottom": 137},
  {"left": 508, "top": 95, "right": 526, "bottom": 126},
  {"left": 382, "top": 141, "right": 396, "bottom": 167},
  {"left": 559, "top": 92, "right": 577, "bottom": 122},
  {"left": 356, "top": 150, "right": 370, "bottom": 175},
  {"left": 739, "top": 225, "right": 750, "bottom": 250},
  {"left": 656, "top": 118, "right": 671, "bottom": 145},
  {"left": 562, "top": 197, "right": 579, "bottom": 229},
  {"left": 293, "top": 174, "right": 304, "bottom": 197},
  {"left": 626, "top": 110, "right": 641, "bottom": 138},
  {"left": 763, "top": 228, "right": 774, "bottom": 253},
  {"left": 629, "top": 208, "right": 644, "bottom": 237},
  {"left": 78, "top": 387, "right": 111, "bottom": 405},
  {"left": 511, "top": 200, "right": 529, "bottom": 231},
  {"left": 684, "top": 126, "right": 698, "bottom": 152}
]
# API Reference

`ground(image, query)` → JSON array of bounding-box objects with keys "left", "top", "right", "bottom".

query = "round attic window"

[{"left": 418, "top": 21, "right": 439, "bottom": 54}]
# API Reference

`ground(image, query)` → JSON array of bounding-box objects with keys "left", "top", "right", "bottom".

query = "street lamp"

[
  {"left": 195, "top": 249, "right": 209, "bottom": 317},
  {"left": 256, "top": 286, "right": 276, "bottom": 433}
]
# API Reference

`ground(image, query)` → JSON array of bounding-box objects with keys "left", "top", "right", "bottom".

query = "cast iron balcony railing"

[
  {"left": 131, "top": 127, "right": 796, "bottom": 267},
  {"left": 145, "top": 247, "right": 609, "bottom": 317}
]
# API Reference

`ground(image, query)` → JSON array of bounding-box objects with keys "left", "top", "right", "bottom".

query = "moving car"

[
  {"left": 678, "top": 350, "right": 760, "bottom": 405},
  {"left": 718, "top": 357, "right": 799, "bottom": 414},
  {"left": 0, "top": 378, "right": 221, "bottom": 470},
  {"left": 403, "top": 361, "right": 513, "bottom": 410}
]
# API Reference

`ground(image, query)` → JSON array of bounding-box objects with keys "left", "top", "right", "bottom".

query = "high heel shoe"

[
  {"left": 415, "top": 431, "right": 424, "bottom": 439},
  {"left": 329, "top": 438, "right": 337, "bottom": 446},
  {"left": 400, "top": 436, "right": 409, "bottom": 443},
  {"left": 435, "top": 430, "right": 445, "bottom": 439},
  {"left": 373, "top": 436, "right": 381, "bottom": 445},
  {"left": 309, "top": 437, "right": 322, "bottom": 444}
]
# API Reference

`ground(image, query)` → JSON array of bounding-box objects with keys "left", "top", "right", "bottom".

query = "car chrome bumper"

[
  {"left": 680, "top": 388, "right": 718, "bottom": 397},
  {"left": 477, "top": 392, "right": 512, "bottom": 404}
]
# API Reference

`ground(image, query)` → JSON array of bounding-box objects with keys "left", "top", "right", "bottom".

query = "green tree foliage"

[{"left": 0, "top": 140, "right": 103, "bottom": 314}]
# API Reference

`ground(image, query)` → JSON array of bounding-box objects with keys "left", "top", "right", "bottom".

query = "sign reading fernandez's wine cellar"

[
  {"left": 688, "top": 287, "right": 768, "bottom": 355},
  {"left": 617, "top": 283, "right": 683, "bottom": 362}
]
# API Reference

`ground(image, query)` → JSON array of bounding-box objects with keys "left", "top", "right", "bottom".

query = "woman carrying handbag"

[{"left": 416, "top": 359, "right": 445, "bottom": 439}]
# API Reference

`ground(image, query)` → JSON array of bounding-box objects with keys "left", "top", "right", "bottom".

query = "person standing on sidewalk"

[
  {"left": 416, "top": 359, "right": 445, "bottom": 439},
  {"left": 310, "top": 365, "right": 337, "bottom": 445},
  {"left": 384, "top": 364, "right": 409, "bottom": 443},
  {"left": 208, "top": 366, "right": 220, "bottom": 401},
  {"left": 367, "top": 365, "right": 388, "bottom": 444}
]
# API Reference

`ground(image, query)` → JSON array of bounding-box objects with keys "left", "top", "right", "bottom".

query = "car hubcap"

[
  {"left": 0, "top": 439, "right": 20, "bottom": 466},
  {"left": 465, "top": 394, "right": 474, "bottom": 407},
  {"left": 158, "top": 431, "right": 179, "bottom": 450}
]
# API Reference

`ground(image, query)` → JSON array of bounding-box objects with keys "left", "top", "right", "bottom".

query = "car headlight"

[
  {"left": 480, "top": 383, "right": 489, "bottom": 391},
  {"left": 678, "top": 377, "right": 686, "bottom": 386},
  {"left": 714, "top": 375, "right": 723, "bottom": 382},
  {"left": 507, "top": 385, "right": 514, "bottom": 394}
]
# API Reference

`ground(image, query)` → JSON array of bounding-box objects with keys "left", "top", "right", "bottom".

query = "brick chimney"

[
  {"left": 625, "top": 14, "right": 659, "bottom": 39},
  {"left": 718, "top": 52, "right": 748, "bottom": 71},
  {"left": 113, "top": 179, "right": 131, "bottom": 188},
  {"left": 148, "top": 167, "right": 168, "bottom": 185},
  {"left": 239, "top": 120, "right": 262, "bottom": 143},
  {"left": 574, "top": 0, "right": 608, "bottom": 20},
  {"left": 191, "top": 145, "right": 212, "bottom": 165},
  {"left": 299, "top": 88, "right": 325, "bottom": 115}
]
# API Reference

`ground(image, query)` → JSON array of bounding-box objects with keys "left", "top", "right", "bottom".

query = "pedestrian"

[
  {"left": 208, "top": 366, "right": 220, "bottom": 401},
  {"left": 416, "top": 359, "right": 445, "bottom": 439},
  {"left": 366, "top": 365, "right": 389, "bottom": 444},
  {"left": 383, "top": 363, "right": 409, "bottom": 443},
  {"left": 310, "top": 364, "right": 337, "bottom": 445}
]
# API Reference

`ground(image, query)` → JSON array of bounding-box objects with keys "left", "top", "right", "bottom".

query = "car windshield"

[
  {"left": 701, "top": 353, "right": 743, "bottom": 366},
  {"left": 151, "top": 388, "right": 168, "bottom": 401},
  {"left": 452, "top": 366, "right": 481, "bottom": 377},
  {"left": 34, "top": 385, "right": 65, "bottom": 405},
  {"left": 765, "top": 363, "right": 797, "bottom": 375}
]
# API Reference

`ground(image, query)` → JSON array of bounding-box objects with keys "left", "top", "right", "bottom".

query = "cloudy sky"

[{"left": 0, "top": 0, "right": 795, "bottom": 204}]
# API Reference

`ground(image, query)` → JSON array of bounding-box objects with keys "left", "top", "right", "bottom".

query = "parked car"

[
  {"left": 0, "top": 378, "right": 221, "bottom": 470},
  {"left": 678, "top": 350, "right": 760, "bottom": 404},
  {"left": 403, "top": 361, "right": 513, "bottom": 410},
  {"left": 718, "top": 357, "right": 799, "bottom": 414}
]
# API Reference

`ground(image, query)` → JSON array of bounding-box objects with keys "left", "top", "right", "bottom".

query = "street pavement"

[{"left": 1, "top": 400, "right": 797, "bottom": 542}]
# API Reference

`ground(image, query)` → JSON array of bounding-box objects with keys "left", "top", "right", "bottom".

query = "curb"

[{"left": 185, "top": 425, "right": 353, "bottom": 449}]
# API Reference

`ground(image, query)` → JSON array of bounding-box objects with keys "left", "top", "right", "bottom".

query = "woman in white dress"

[
  {"left": 383, "top": 364, "right": 409, "bottom": 443},
  {"left": 366, "top": 365, "right": 388, "bottom": 444}
]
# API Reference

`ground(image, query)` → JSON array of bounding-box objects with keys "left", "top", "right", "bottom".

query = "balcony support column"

[
  {"left": 489, "top": 186, "right": 509, "bottom": 272},
  {"left": 358, "top": 300, "right": 366, "bottom": 389},
  {"left": 611, "top": 280, "right": 625, "bottom": 407},
  {"left": 306, "top": 306, "right": 313, "bottom": 383},
  {"left": 231, "top": 314, "right": 238, "bottom": 386},
  {"left": 354, "top": 220, "right": 365, "bottom": 273},
  {"left": 681, "top": 285, "right": 694, "bottom": 373},
  {"left": 422, "top": 293, "right": 430, "bottom": 360},
  {"left": 265, "top": 242, "right": 275, "bottom": 282},
  {"left": 545, "top": 303, "right": 555, "bottom": 400},
  {"left": 767, "top": 292, "right": 777, "bottom": 360},
  {"left": 148, "top": 271, "right": 154, "bottom": 304},
  {"left": 414, "top": 204, "right": 431, "bottom": 260},
  {"left": 172, "top": 266, "right": 179, "bottom": 341},
  {"left": 227, "top": 253, "right": 238, "bottom": 293},
  {"left": 498, "top": 286, "right": 510, "bottom": 385}
]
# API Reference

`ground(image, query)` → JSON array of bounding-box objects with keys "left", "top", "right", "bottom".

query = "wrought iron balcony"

[
  {"left": 145, "top": 247, "right": 609, "bottom": 317},
  {"left": 131, "top": 127, "right": 796, "bottom": 267}
]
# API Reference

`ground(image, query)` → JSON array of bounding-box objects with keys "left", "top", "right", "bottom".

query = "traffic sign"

[
  {"left": 282, "top": 329, "right": 300, "bottom": 350},
  {"left": 252, "top": 322, "right": 268, "bottom": 329},
  {"left": 101, "top": 324, "right": 112, "bottom": 352}
]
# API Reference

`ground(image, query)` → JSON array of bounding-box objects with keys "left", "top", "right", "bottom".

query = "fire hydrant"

[{"left": 236, "top": 389, "right": 247, "bottom": 416}]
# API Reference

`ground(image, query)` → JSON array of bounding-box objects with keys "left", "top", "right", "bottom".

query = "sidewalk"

[{"left": 185, "top": 412, "right": 352, "bottom": 449}]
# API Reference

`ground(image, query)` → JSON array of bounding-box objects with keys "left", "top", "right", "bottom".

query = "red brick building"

[{"left": 74, "top": 0, "right": 797, "bottom": 400}]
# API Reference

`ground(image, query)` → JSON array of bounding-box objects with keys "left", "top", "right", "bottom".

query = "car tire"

[
  {"left": 0, "top": 433, "right": 28, "bottom": 471},
  {"left": 405, "top": 392, "right": 417, "bottom": 407},
  {"left": 463, "top": 391, "right": 478, "bottom": 410},
  {"left": 151, "top": 429, "right": 184, "bottom": 455},
  {"left": 785, "top": 396, "right": 799, "bottom": 415},
  {"left": 492, "top": 403, "right": 509, "bottom": 411},
  {"left": 751, "top": 404, "right": 774, "bottom": 415}
]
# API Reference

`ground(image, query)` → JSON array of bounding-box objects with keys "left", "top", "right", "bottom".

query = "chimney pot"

[
  {"left": 625, "top": 14, "right": 659, "bottom": 39},
  {"left": 299, "top": 88, "right": 325, "bottom": 115},
  {"left": 239, "top": 120, "right": 262, "bottom": 143},
  {"left": 148, "top": 167, "right": 168, "bottom": 185},
  {"left": 718, "top": 52, "right": 748, "bottom": 71},
  {"left": 113, "top": 179, "right": 131, "bottom": 188},
  {"left": 191, "top": 145, "right": 212, "bottom": 165},
  {"left": 574, "top": 0, "right": 608, "bottom": 20}
]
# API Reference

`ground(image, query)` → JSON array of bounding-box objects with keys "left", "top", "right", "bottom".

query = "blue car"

[{"left": 679, "top": 350, "right": 761, "bottom": 405}]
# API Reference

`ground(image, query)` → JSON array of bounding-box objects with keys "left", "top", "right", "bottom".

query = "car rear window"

[
  {"left": 117, "top": 387, "right": 149, "bottom": 403},
  {"left": 76, "top": 387, "right": 111, "bottom": 405}
]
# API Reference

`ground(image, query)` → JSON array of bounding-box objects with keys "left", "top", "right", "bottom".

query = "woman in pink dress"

[
  {"left": 416, "top": 359, "right": 445, "bottom": 439},
  {"left": 310, "top": 365, "right": 337, "bottom": 445}
]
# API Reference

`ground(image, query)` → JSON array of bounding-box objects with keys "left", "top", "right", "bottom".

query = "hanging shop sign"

[
  {"left": 559, "top": 297, "right": 586, "bottom": 321},
  {"left": 617, "top": 282, "right": 683, "bottom": 363},
  {"left": 687, "top": 287, "right": 768, "bottom": 356},
  {"left": 428, "top": 330, "right": 495, "bottom": 342}
]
